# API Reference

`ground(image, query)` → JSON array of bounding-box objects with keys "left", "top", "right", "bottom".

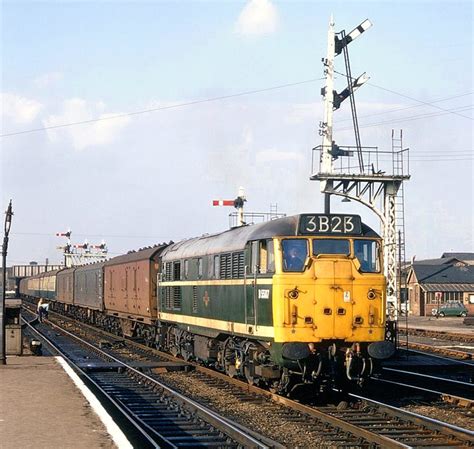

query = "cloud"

[
  {"left": 285, "top": 102, "right": 320, "bottom": 124},
  {"left": 43, "top": 98, "right": 131, "bottom": 150},
  {"left": 1, "top": 93, "right": 43, "bottom": 124},
  {"left": 256, "top": 149, "right": 303, "bottom": 163},
  {"left": 235, "top": 0, "right": 279, "bottom": 36},
  {"left": 33, "top": 71, "right": 63, "bottom": 88}
]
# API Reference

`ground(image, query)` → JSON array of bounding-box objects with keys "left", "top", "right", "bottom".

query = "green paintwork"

[{"left": 160, "top": 281, "right": 273, "bottom": 328}]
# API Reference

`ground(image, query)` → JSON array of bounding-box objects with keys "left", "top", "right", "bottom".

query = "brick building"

[{"left": 406, "top": 253, "right": 474, "bottom": 316}]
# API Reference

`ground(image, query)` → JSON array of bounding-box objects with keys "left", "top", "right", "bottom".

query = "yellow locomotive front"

[{"left": 270, "top": 213, "right": 393, "bottom": 391}]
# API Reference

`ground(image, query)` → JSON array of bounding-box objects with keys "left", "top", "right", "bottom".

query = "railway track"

[
  {"left": 399, "top": 328, "right": 474, "bottom": 344},
  {"left": 380, "top": 366, "right": 474, "bottom": 399},
  {"left": 22, "top": 303, "right": 474, "bottom": 448},
  {"left": 397, "top": 328, "right": 474, "bottom": 361},
  {"left": 22, "top": 312, "right": 278, "bottom": 449}
]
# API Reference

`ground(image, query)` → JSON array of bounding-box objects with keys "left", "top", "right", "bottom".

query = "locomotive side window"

[
  {"left": 353, "top": 240, "right": 380, "bottom": 273},
  {"left": 183, "top": 260, "right": 189, "bottom": 280},
  {"left": 282, "top": 239, "right": 308, "bottom": 272},
  {"left": 251, "top": 241, "right": 259, "bottom": 273},
  {"left": 313, "top": 239, "right": 350, "bottom": 255},
  {"left": 213, "top": 255, "right": 220, "bottom": 279},
  {"left": 197, "top": 258, "right": 203, "bottom": 279},
  {"left": 260, "top": 243, "right": 268, "bottom": 274},
  {"left": 266, "top": 239, "right": 275, "bottom": 273},
  {"left": 258, "top": 240, "right": 275, "bottom": 274}
]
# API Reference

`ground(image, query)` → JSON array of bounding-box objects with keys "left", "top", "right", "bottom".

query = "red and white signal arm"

[{"left": 212, "top": 200, "right": 235, "bottom": 207}]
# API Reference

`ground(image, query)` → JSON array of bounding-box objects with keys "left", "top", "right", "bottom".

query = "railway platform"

[
  {"left": 402, "top": 316, "right": 474, "bottom": 335},
  {"left": 0, "top": 356, "right": 130, "bottom": 449}
]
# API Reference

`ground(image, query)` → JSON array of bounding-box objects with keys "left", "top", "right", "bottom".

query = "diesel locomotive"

[{"left": 20, "top": 213, "right": 394, "bottom": 394}]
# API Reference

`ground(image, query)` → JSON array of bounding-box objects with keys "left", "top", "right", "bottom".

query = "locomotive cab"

[{"left": 268, "top": 214, "right": 390, "bottom": 391}]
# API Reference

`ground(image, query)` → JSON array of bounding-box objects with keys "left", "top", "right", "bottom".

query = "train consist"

[{"left": 20, "top": 213, "right": 394, "bottom": 394}]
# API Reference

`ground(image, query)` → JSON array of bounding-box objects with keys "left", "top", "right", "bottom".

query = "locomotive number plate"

[{"left": 298, "top": 214, "right": 362, "bottom": 235}]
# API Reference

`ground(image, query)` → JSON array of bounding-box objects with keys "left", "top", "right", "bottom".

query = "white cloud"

[
  {"left": 256, "top": 149, "right": 303, "bottom": 163},
  {"left": 33, "top": 71, "right": 63, "bottom": 88},
  {"left": 235, "top": 0, "right": 279, "bottom": 37},
  {"left": 43, "top": 98, "right": 131, "bottom": 150},
  {"left": 285, "top": 102, "right": 320, "bottom": 124},
  {"left": 1, "top": 93, "right": 43, "bottom": 124}
]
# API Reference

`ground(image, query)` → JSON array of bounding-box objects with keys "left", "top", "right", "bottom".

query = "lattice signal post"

[
  {"left": 56, "top": 230, "right": 108, "bottom": 267},
  {"left": 311, "top": 17, "right": 410, "bottom": 321}
]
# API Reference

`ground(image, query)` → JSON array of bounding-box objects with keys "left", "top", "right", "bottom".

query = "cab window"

[
  {"left": 282, "top": 239, "right": 308, "bottom": 272},
  {"left": 313, "top": 239, "right": 350, "bottom": 255},
  {"left": 353, "top": 240, "right": 380, "bottom": 273},
  {"left": 249, "top": 240, "right": 275, "bottom": 274}
]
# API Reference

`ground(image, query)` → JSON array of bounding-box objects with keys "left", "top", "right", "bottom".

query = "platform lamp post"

[{"left": 0, "top": 200, "right": 13, "bottom": 365}]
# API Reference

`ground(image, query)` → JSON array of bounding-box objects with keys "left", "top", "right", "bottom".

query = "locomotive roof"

[{"left": 162, "top": 214, "right": 379, "bottom": 260}]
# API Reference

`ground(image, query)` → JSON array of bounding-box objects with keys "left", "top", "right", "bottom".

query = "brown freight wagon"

[
  {"left": 57, "top": 268, "right": 75, "bottom": 304},
  {"left": 103, "top": 245, "right": 166, "bottom": 326}
]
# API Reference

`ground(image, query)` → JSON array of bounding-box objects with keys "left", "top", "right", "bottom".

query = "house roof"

[
  {"left": 421, "top": 283, "right": 474, "bottom": 292},
  {"left": 413, "top": 257, "right": 459, "bottom": 266},
  {"left": 410, "top": 263, "right": 474, "bottom": 285},
  {"left": 441, "top": 252, "right": 474, "bottom": 260}
]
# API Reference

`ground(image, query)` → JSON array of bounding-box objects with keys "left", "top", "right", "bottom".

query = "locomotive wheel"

[
  {"left": 244, "top": 364, "right": 256, "bottom": 385},
  {"left": 225, "top": 362, "right": 237, "bottom": 378},
  {"left": 143, "top": 328, "right": 155, "bottom": 347}
]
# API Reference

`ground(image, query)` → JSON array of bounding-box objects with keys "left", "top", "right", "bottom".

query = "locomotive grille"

[
  {"left": 173, "top": 286, "right": 182, "bottom": 310},
  {"left": 164, "top": 286, "right": 172, "bottom": 309},
  {"left": 220, "top": 254, "right": 232, "bottom": 279},
  {"left": 232, "top": 252, "right": 245, "bottom": 278},
  {"left": 165, "top": 262, "right": 172, "bottom": 282},
  {"left": 192, "top": 286, "right": 198, "bottom": 313}
]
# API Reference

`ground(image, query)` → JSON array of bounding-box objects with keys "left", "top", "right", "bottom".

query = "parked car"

[{"left": 431, "top": 302, "right": 468, "bottom": 317}]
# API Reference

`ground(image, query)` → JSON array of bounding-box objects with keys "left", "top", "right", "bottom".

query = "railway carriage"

[
  {"left": 56, "top": 267, "right": 75, "bottom": 308},
  {"left": 74, "top": 262, "right": 105, "bottom": 311},
  {"left": 103, "top": 245, "right": 166, "bottom": 337},
  {"left": 20, "top": 269, "right": 59, "bottom": 301}
]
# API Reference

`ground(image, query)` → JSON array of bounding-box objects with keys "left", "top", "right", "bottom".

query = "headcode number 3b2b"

[{"left": 305, "top": 215, "right": 355, "bottom": 233}]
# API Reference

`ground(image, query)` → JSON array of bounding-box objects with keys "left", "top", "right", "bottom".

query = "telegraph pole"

[
  {"left": 320, "top": 16, "right": 336, "bottom": 214},
  {"left": 311, "top": 17, "right": 410, "bottom": 323},
  {"left": 1, "top": 200, "right": 13, "bottom": 365}
]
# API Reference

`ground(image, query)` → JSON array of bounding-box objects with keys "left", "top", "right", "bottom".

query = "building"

[{"left": 406, "top": 253, "right": 474, "bottom": 316}]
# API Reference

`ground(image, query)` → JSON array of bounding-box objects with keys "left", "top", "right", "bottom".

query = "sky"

[{"left": 1, "top": 0, "right": 473, "bottom": 266}]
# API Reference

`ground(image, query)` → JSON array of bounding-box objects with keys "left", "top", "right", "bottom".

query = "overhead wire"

[
  {"left": 338, "top": 105, "right": 473, "bottom": 131},
  {"left": 2, "top": 75, "right": 472, "bottom": 138},
  {"left": 334, "top": 92, "right": 473, "bottom": 123},
  {"left": 334, "top": 69, "right": 473, "bottom": 121},
  {"left": 0, "top": 77, "right": 324, "bottom": 138}
]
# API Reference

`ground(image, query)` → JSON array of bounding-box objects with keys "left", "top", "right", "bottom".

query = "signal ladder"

[{"left": 392, "top": 130, "right": 407, "bottom": 311}]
